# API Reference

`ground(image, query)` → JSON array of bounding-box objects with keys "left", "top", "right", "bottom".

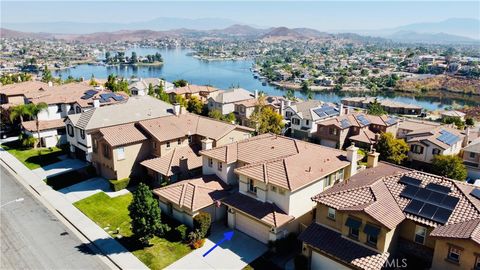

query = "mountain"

[
  {"left": 387, "top": 30, "right": 480, "bottom": 44},
  {"left": 0, "top": 28, "right": 55, "bottom": 39},
  {"left": 2, "top": 17, "right": 241, "bottom": 34},
  {"left": 209, "top": 24, "right": 268, "bottom": 37},
  {"left": 390, "top": 18, "right": 480, "bottom": 40}
]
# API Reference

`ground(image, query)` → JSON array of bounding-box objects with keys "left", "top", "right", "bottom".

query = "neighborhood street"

[{"left": 0, "top": 166, "right": 111, "bottom": 270}]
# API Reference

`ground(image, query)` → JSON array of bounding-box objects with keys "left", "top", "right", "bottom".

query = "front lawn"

[
  {"left": 1, "top": 140, "right": 65, "bottom": 169},
  {"left": 74, "top": 192, "right": 191, "bottom": 269}
]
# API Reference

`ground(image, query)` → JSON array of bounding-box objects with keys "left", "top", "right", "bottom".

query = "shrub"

[
  {"left": 191, "top": 239, "right": 205, "bottom": 249},
  {"left": 109, "top": 177, "right": 130, "bottom": 191},
  {"left": 188, "top": 229, "right": 203, "bottom": 249},
  {"left": 294, "top": 255, "right": 308, "bottom": 270},
  {"left": 193, "top": 212, "right": 211, "bottom": 238},
  {"left": 174, "top": 224, "right": 188, "bottom": 242}
]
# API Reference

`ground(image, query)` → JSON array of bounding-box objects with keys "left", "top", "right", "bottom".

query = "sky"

[{"left": 2, "top": 1, "right": 479, "bottom": 31}]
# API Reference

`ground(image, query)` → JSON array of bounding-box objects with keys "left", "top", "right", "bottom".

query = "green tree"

[
  {"left": 367, "top": 99, "right": 386, "bottom": 116},
  {"left": 284, "top": 89, "right": 296, "bottom": 101},
  {"left": 208, "top": 109, "right": 223, "bottom": 120},
  {"left": 148, "top": 83, "right": 154, "bottom": 96},
  {"left": 89, "top": 74, "right": 98, "bottom": 86},
  {"left": 187, "top": 96, "right": 203, "bottom": 114},
  {"left": 360, "top": 69, "right": 369, "bottom": 76},
  {"left": 26, "top": 102, "right": 48, "bottom": 148},
  {"left": 155, "top": 84, "right": 169, "bottom": 103},
  {"left": 173, "top": 79, "right": 188, "bottom": 87},
  {"left": 9, "top": 104, "right": 30, "bottom": 125},
  {"left": 376, "top": 132, "right": 409, "bottom": 164},
  {"left": 250, "top": 96, "right": 284, "bottom": 134},
  {"left": 175, "top": 95, "right": 188, "bottom": 107},
  {"left": 431, "top": 155, "right": 467, "bottom": 181},
  {"left": 465, "top": 117, "right": 475, "bottom": 126},
  {"left": 130, "top": 52, "right": 138, "bottom": 63},
  {"left": 128, "top": 183, "right": 168, "bottom": 245},
  {"left": 193, "top": 212, "right": 211, "bottom": 238},
  {"left": 222, "top": 112, "right": 236, "bottom": 123},
  {"left": 442, "top": 116, "right": 465, "bottom": 130},
  {"left": 41, "top": 66, "right": 53, "bottom": 83}
]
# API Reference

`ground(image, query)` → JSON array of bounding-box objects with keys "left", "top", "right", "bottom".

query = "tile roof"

[
  {"left": 153, "top": 175, "right": 230, "bottom": 212},
  {"left": 313, "top": 162, "right": 480, "bottom": 229},
  {"left": 68, "top": 95, "right": 173, "bottom": 131},
  {"left": 97, "top": 123, "right": 147, "bottom": 147},
  {"left": 171, "top": 85, "right": 218, "bottom": 95},
  {"left": 288, "top": 100, "right": 323, "bottom": 120},
  {"left": 464, "top": 137, "right": 480, "bottom": 154},
  {"left": 209, "top": 88, "right": 255, "bottom": 104},
  {"left": 141, "top": 145, "right": 202, "bottom": 177},
  {"left": 397, "top": 119, "right": 441, "bottom": 132},
  {"left": 406, "top": 126, "right": 464, "bottom": 150},
  {"left": 349, "top": 128, "right": 377, "bottom": 145},
  {"left": 0, "top": 81, "right": 50, "bottom": 97},
  {"left": 222, "top": 192, "right": 294, "bottom": 227},
  {"left": 318, "top": 112, "right": 396, "bottom": 130},
  {"left": 298, "top": 223, "right": 390, "bottom": 270},
  {"left": 22, "top": 118, "right": 65, "bottom": 132},
  {"left": 430, "top": 218, "right": 480, "bottom": 245}
]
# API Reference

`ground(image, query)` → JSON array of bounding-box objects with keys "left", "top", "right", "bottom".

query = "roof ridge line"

[
  {"left": 283, "top": 159, "right": 291, "bottom": 190},
  {"left": 179, "top": 183, "right": 188, "bottom": 208}
]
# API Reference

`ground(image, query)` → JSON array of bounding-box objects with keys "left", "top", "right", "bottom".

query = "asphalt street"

[{"left": 0, "top": 166, "right": 111, "bottom": 270}]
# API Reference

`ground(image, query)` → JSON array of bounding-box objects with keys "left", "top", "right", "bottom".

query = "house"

[
  {"left": 299, "top": 160, "right": 480, "bottom": 270},
  {"left": 129, "top": 77, "right": 173, "bottom": 96},
  {"left": 441, "top": 110, "right": 466, "bottom": 122},
  {"left": 463, "top": 137, "right": 480, "bottom": 180},
  {"left": 65, "top": 95, "right": 173, "bottom": 162},
  {"left": 406, "top": 127, "right": 464, "bottom": 164},
  {"left": 341, "top": 97, "right": 422, "bottom": 115},
  {"left": 0, "top": 80, "right": 49, "bottom": 106},
  {"left": 207, "top": 88, "right": 255, "bottom": 115},
  {"left": 234, "top": 95, "right": 287, "bottom": 126},
  {"left": 316, "top": 112, "right": 399, "bottom": 149},
  {"left": 198, "top": 134, "right": 358, "bottom": 243},
  {"left": 396, "top": 118, "right": 442, "bottom": 139},
  {"left": 167, "top": 84, "right": 218, "bottom": 103},
  {"left": 284, "top": 100, "right": 340, "bottom": 140}
]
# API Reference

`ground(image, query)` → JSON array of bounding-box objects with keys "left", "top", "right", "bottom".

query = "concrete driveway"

[
  {"left": 32, "top": 158, "right": 87, "bottom": 179},
  {"left": 59, "top": 177, "right": 130, "bottom": 203},
  {"left": 166, "top": 226, "right": 267, "bottom": 270}
]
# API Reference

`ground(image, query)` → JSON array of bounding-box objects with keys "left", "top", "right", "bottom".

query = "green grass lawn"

[
  {"left": 1, "top": 140, "right": 65, "bottom": 169},
  {"left": 74, "top": 192, "right": 191, "bottom": 269}
]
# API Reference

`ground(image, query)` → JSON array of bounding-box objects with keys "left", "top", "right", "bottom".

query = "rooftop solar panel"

[
  {"left": 100, "top": 93, "right": 113, "bottom": 100},
  {"left": 399, "top": 176, "right": 422, "bottom": 187},
  {"left": 85, "top": 90, "right": 98, "bottom": 96},
  {"left": 357, "top": 114, "right": 370, "bottom": 126},
  {"left": 416, "top": 189, "right": 432, "bottom": 202},
  {"left": 404, "top": 200, "right": 424, "bottom": 215},
  {"left": 340, "top": 119, "right": 351, "bottom": 129},
  {"left": 112, "top": 95, "right": 124, "bottom": 101},
  {"left": 471, "top": 189, "right": 480, "bottom": 200},
  {"left": 426, "top": 183, "right": 451, "bottom": 194},
  {"left": 81, "top": 94, "right": 92, "bottom": 100},
  {"left": 436, "top": 130, "right": 460, "bottom": 146},
  {"left": 418, "top": 203, "right": 437, "bottom": 219},
  {"left": 428, "top": 192, "right": 446, "bottom": 205},
  {"left": 432, "top": 207, "right": 452, "bottom": 224},
  {"left": 99, "top": 98, "right": 109, "bottom": 103},
  {"left": 440, "top": 196, "right": 459, "bottom": 210},
  {"left": 313, "top": 106, "right": 339, "bottom": 119},
  {"left": 400, "top": 185, "right": 419, "bottom": 199},
  {"left": 385, "top": 117, "right": 397, "bottom": 125}
]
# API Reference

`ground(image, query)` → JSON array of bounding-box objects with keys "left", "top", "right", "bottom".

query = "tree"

[
  {"left": 130, "top": 52, "right": 138, "bottom": 64},
  {"left": 431, "top": 155, "right": 467, "bottom": 181},
  {"left": 89, "top": 74, "right": 98, "bottom": 86},
  {"left": 442, "top": 116, "right": 465, "bottom": 130},
  {"left": 175, "top": 95, "right": 188, "bottom": 107},
  {"left": 26, "top": 102, "right": 48, "bottom": 148},
  {"left": 367, "top": 99, "right": 386, "bottom": 116},
  {"left": 376, "top": 132, "right": 409, "bottom": 164},
  {"left": 128, "top": 183, "right": 168, "bottom": 245},
  {"left": 173, "top": 79, "right": 188, "bottom": 87},
  {"left": 465, "top": 117, "right": 475, "bottom": 126},
  {"left": 208, "top": 109, "right": 223, "bottom": 120},
  {"left": 9, "top": 104, "right": 30, "bottom": 125},
  {"left": 193, "top": 212, "right": 211, "bottom": 238},
  {"left": 187, "top": 96, "right": 203, "bottom": 114},
  {"left": 155, "top": 84, "right": 169, "bottom": 103},
  {"left": 41, "top": 66, "right": 53, "bottom": 83},
  {"left": 148, "top": 83, "right": 154, "bottom": 96},
  {"left": 250, "top": 96, "right": 284, "bottom": 134},
  {"left": 284, "top": 89, "right": 296, "bottom": 101}
]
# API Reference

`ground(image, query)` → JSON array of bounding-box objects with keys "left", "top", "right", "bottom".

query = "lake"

[{"left": 54, "top": 48, "right": 478, "bottom": 111}]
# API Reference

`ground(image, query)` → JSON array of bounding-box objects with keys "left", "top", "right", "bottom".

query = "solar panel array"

[
  {"left": 436, "top": 129, "right": 460, "bottom": 146},
  {"left": 471, "top": 188, "right": 480, "bottom": 200},
  {"left": 399, "top": 176, "right": 458, "bottom": 224},
  {"left": 340, "top": 119, "right": 352, "bottom": 129},
  {"left": 357, "top": 114, "right": 370, "bottom": 126},
  {"left": 99, "top": 93, "right": 125, "bottom": 103},
  {"left": 313, "top": 105, "right": 339, "bottom": 119},
  {"left": 81, "top": 90, "right": 98, "bottom": 100},
  {"left": 385, "top": 117, "right": 398, "bottom": 125}
]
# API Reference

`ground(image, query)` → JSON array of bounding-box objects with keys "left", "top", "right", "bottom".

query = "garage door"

[
  {"left": 311, "top": 250, "right": 349, "bottom": 270},
  {"left": 320, "top": 139, "right": 337, "bottom": 148},
  {"left": 235, "top": 213, "right": 269, "bottom": 243}
]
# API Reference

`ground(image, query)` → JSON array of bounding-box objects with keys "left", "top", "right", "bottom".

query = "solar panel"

[
  {"left": 404, "top": 199, "right": 424, "bottom": 215},
  {"left": 418, "top": 203, "right": 437, "bottom": 219},
  {"left": 85, "top": 90, "right": 98, "bottom": 96},
  {"left": 99, "top": 98, "right": 109, "bottom": 103},
  {"left": 112, "top": 95, "right": 124, "bottom": 101},
  {"left": 357, "top": 114, "right": 370, "bottom": 126},
  {"left": 436, "top": 129, "right": 460, "bottom": 146},
  {"left": 432, "top": 207, "right": 452, "bottom": 224},
  {"left": 313, "top": 105, "right": 340, "bottom": 119},
  {"left": 426, "top": 183, "right": 451, "bottom": 194},
  {"left": 416, "top": 189, "right": 432, "bottom": 202},
  {"left": 440, "top": 196, "right": 459, "bottom": 210},
  {"left": 400, "top": 185, "right": 419, "bottom": 199},
  {"left": 399, "top": 176, "right": 422, "bottom": 187},
  {"left": 100, "top": 93, "right": 113, "bottom": 100},
  {"left": 471, "top": 189, "right": 480, "bottom": 200},
  {"left": 385, "top": 117, "right": 397, "bottom": 125},
  {"left": 340, "top": 119, "right": 351, "bottom": 129},
  {"left": 428, "top": 191, "right": 446, "bottom": 205},
  {"left": 81, "top": 94, "right": 92, "bottom": 100}
]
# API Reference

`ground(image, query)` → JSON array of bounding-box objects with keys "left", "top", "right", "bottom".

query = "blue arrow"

[{"left": 202, "top": 231, "right": 234, "bottom": 257}]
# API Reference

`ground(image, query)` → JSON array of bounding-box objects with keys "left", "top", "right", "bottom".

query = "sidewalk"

[{"left": 0, "top": 148, "right": 148, "bottom": 270}]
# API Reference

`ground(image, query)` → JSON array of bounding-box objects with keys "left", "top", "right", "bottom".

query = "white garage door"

[
  {"left": 311, "top": 250, "right": 349, "bottom": 270},
  {"left": 320, "top": 139, "right": 337, "bottom": 148},
  {"left": 235, "top": 213, "right": 269, "bottom": 244}
]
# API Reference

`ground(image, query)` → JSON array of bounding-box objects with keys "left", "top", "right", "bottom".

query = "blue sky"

[{"left": 2, "top": 1, "right": 479, "bottom": 30}]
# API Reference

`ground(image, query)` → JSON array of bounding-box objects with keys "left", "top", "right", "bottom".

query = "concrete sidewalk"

[{"left": 0, "top": 148, "right": 148, "bottom": 270}]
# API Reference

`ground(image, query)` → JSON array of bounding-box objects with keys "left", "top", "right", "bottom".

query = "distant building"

[
  {"left": 341, "top": 97, "right": 422, "bottom": 115},
  {"left": 463, "top": 137, "right": 480, "bottom": 180},
  {"left": 128, "top": 77, "right": 174, "bottom": 96},
  {"left": 441, "top": 110, "right": 466, "bottom": 122},
  {"left": 207, "top": 88, "right": 255, "bottom": 115},
  {"left": 168, "top": 84, "right": 218, "bottom": 103}
]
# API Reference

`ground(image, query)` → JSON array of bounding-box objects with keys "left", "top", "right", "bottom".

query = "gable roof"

[
  {"left": 464, "top": 137, "right": 480, "bottom": 154},
  {"left": 209, "top": 88, "right": 254, "bottom": 104},
  {"left": 153, "top": 175, "right": 230, "bottom": 212},
  {"left": 97, "top": 123, "right": 147, "bottom": 147},
  {"left": 141, "top": 145, "right": 202, "bottom": 177},
  {"left": 22, "top": 118, "right": 65, "bottom": 132},
  {"left": 288, "top": 100, "right": 323, "bottom": 120},
  {"left": 318, "top": 112, "right": 397, "bottom": 130},
  {"left": 406, "top": 126, "right": 464, "bottom": 150},
  {"left": 171, "top": 85, "right": 218, "bottom": 95}
]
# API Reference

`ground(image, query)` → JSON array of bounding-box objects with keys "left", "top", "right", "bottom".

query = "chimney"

[
  {"left": 346, "top": 142, "right": 359, "bottom": 178},
  {"left": 339, "top": 103, "right": 344, "bottom": 116},
  {"left": 173, "top": 103, "right": 181, "bottom": 116},
  {"left": 93, "top": 98, "right": 100, "bottom": 108},
  {"left": 48, "top": 81, "right": 53, "bottom": 87},
  {"left": 367, "top": 148, "right": 380, "bottom": 168},
  {"left": 254, "top": 89, "right": 258, "bottom": 99},
  {"left": 179, "top": 156, "right": 189, "bottom": 178},
  {"left": 201, "top": 138, "right": 213, "bottom": 150}
]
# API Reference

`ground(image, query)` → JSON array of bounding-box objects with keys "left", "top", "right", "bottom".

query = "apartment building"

[{"left": 299, "top": 161, "right": 480, "bottom": 270}]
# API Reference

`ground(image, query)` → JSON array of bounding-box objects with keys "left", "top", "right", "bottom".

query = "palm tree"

[
  {"left": 9, "top": 104, "right": 30, "bottom": 125},
  {"left": 26, "top": 102, "right": 48, "bottom": 148}
]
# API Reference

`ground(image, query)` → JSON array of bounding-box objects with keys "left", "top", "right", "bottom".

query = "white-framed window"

[
  {"left": 292, "top": 118, "right": 300, "bottom": 125},
  {"left": 470, "top": 152, "right": 476, "bottom": 159},
  {"left": 166, "top": 142, "right": 170, "bottom": 148},
  {"left": 327, "top": 207, "right": 336, "bottom": 220},
  {"left": 67, "top": 124, "right": 74, "bottom": 137},
  {"left": 411, "top": 145, "right": 424, "bottom": 154},
  {"left": 248, "top": 178, "right": 257, "bottom": 194},
  {"left": 270, "top": 185, "right": 277, "bottom": 192},
  {"left": 432, "top": 148, "right": 441, "bottom": 155},
  {"left": 414, "top": 225, "right": 427, "bottom": 245},
  {"left": 217, "top": 162, "right": 223, "bottom": 171},
  {"left": 305, "top": 119, "right": 310, "bottom": 126},
  {"left": 208, "top": 158, "right": 213, "bottom": 167},
  {"left": 447, "top": 246, "right": 461, "bottom": 263},
  {"left": 80, "top": 129, "right": 85, "bottom": 139},
  {"left": 117, "top": 147, "right": 125, "bottom": 160}
]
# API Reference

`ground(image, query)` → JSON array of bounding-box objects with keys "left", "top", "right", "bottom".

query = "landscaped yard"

[
  {"left": 1, "top": 140, "right": 65, "bottom": 169},
  {"left": 74, "top": 192, "right": 191, "bottom": 269},
  {"left": 45, "top": 169, "right": 95, "bottom": 190}
]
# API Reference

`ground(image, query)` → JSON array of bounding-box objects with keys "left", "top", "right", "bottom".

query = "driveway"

[
  {"left": 59, "top": 177, "right": 130, "bottom": 203},
  {"left": 166, "top": 226, "right": 267, "bottom": 270},
  {"left": 32, "top": 158, "right": 87, "bottom": 179}
]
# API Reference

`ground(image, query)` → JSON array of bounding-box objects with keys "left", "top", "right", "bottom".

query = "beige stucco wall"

[
  {"left": 398, "top": 219, "right": 436, "bottom": 249},
  {"left": 216, "top": 129, "right": 251, "bottom": 146},
  {"left": 431, "top": 238, "right": 480, "bottom": 270}
]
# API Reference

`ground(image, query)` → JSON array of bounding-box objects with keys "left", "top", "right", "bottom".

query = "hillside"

[{"left": 396, "top": 75, "right": 480, "bottom": 95}]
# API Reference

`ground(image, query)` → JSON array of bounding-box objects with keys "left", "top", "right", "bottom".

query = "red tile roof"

[
  {"left": 141, "top": 145, "right": 202, "bottom": 177},
  {"left": 97, "top": 123, "right": 148, "bottom": 147}
]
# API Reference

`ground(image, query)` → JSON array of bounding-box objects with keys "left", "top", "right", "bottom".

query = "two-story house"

[
  {"left": 406, "top": 126, "right": 464, "bottom": 164},
  {"left": 129, "top": 77, "right": 173, "bottom": 96},
  {"left": 207, "top": 88, "right": 255, "bottom": 115},
  {"left": 167, "top": 84, "right": 218, "bottom": 103},
  {"left": 234, "top": 95, "right": 287, "bottom": 126},
  {"left": 463, "top": 137, "right": 480, "bottom": 180},
  {"left": 317, "top": 113, "right": 398, "bottom": 149},
  {"left": 299, "top": 160, "right": 480, "bottom": 270},
  {"left": 396, "top": 118, "right": 442, "bottom": 139},
  {"left": 65, "top": 95, "right": 173, "bottom": 161}
]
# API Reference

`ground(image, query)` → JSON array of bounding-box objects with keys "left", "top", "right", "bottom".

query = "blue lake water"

[{"left": 54, "top": 48, "right": 477, "bottom": 110}]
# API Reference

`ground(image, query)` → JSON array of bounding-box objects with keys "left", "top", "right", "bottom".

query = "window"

[
  {"left": 329, "top": 127, "right": 338, "bottom": 135},
  {"left": 305, "top": 120, "right": 310, "bottom": 126},
  {"left": 470, "top": 152, "right": 476, "bottom": 159},
  {"left": 432, "top": 148, "right": 441, "bottom": 155},
  {"left": 349, "top": 227, "right": 359, "bottom": 239},
  {"left": 67, "top": 124, "right": 74, "bottom": 137},
  {"left": 75, "top": 106, "right": 81, "bottom": 113},
  {"left": 248, "top": 178, "right": 257, "bottom": 194},
  {"left": 217, "top": 162, "right": 223, "bottom": 171},
  {"left": 56, "top": 104, "right": 62, "bottom": 113},
  {"left": 474, "top": 255, "right": 480, "bottom": 270},
  {"left": 208, "top": 158, "right": 213, "bottom": 167},
  {"left": 364, "top": 224, "right": 380, "bottom": 247},
  {"left": 292, "top": 118, "right": 300, "bottom": 125},
  {"left": 92, "top": 139, "right": 98, "bottom": 153},
  {"left": 367, "top": 234, "right": 378, "bottom": 246},
  {"left": 447, "top": 246, "right": 461, "bottom": 263},
  {"left": 345, "top": 217, "right": 361, "bottom": 240},
  {"left": 166, "top": 142, "right": 170, "bottom": 148},
  {"left": 57, "top": 128, "right": 66, "bottom": 135},
  {"left": 117, "top": 147, "right": 125, "bottom": 160},
  {"left": 177, "top": 138, "right": 181, "bottom": 145},
  {"left": 411, "top": 145, "right": 424, "bottom": 154},
  {"left": 80, "top": 129, "right": 85, "bottom": 140},
  {"left": 103, "top": 144, "right": 111, "bottom": 159},
  {"left": 270, "top": 185, "right": 277, "bottom": 192},
  {"left": 286, "top": 111, "right": 292, "bottom": 118},
  {"left": 327, "top": 207, "right": 336, "bottom": 220},
  {"left": 414, "top": 225, "right": 427, "bottom": 245},
  {"left": 338, "top": 169, "right": 344, "bottom": 181}
]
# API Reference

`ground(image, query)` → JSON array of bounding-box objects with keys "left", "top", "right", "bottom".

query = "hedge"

[
  {"left": 109, "top": 177, "right": 130, "bottom": 191},
  {"left": 193, "top": 212, "right": 211, "bottom": 238}
]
